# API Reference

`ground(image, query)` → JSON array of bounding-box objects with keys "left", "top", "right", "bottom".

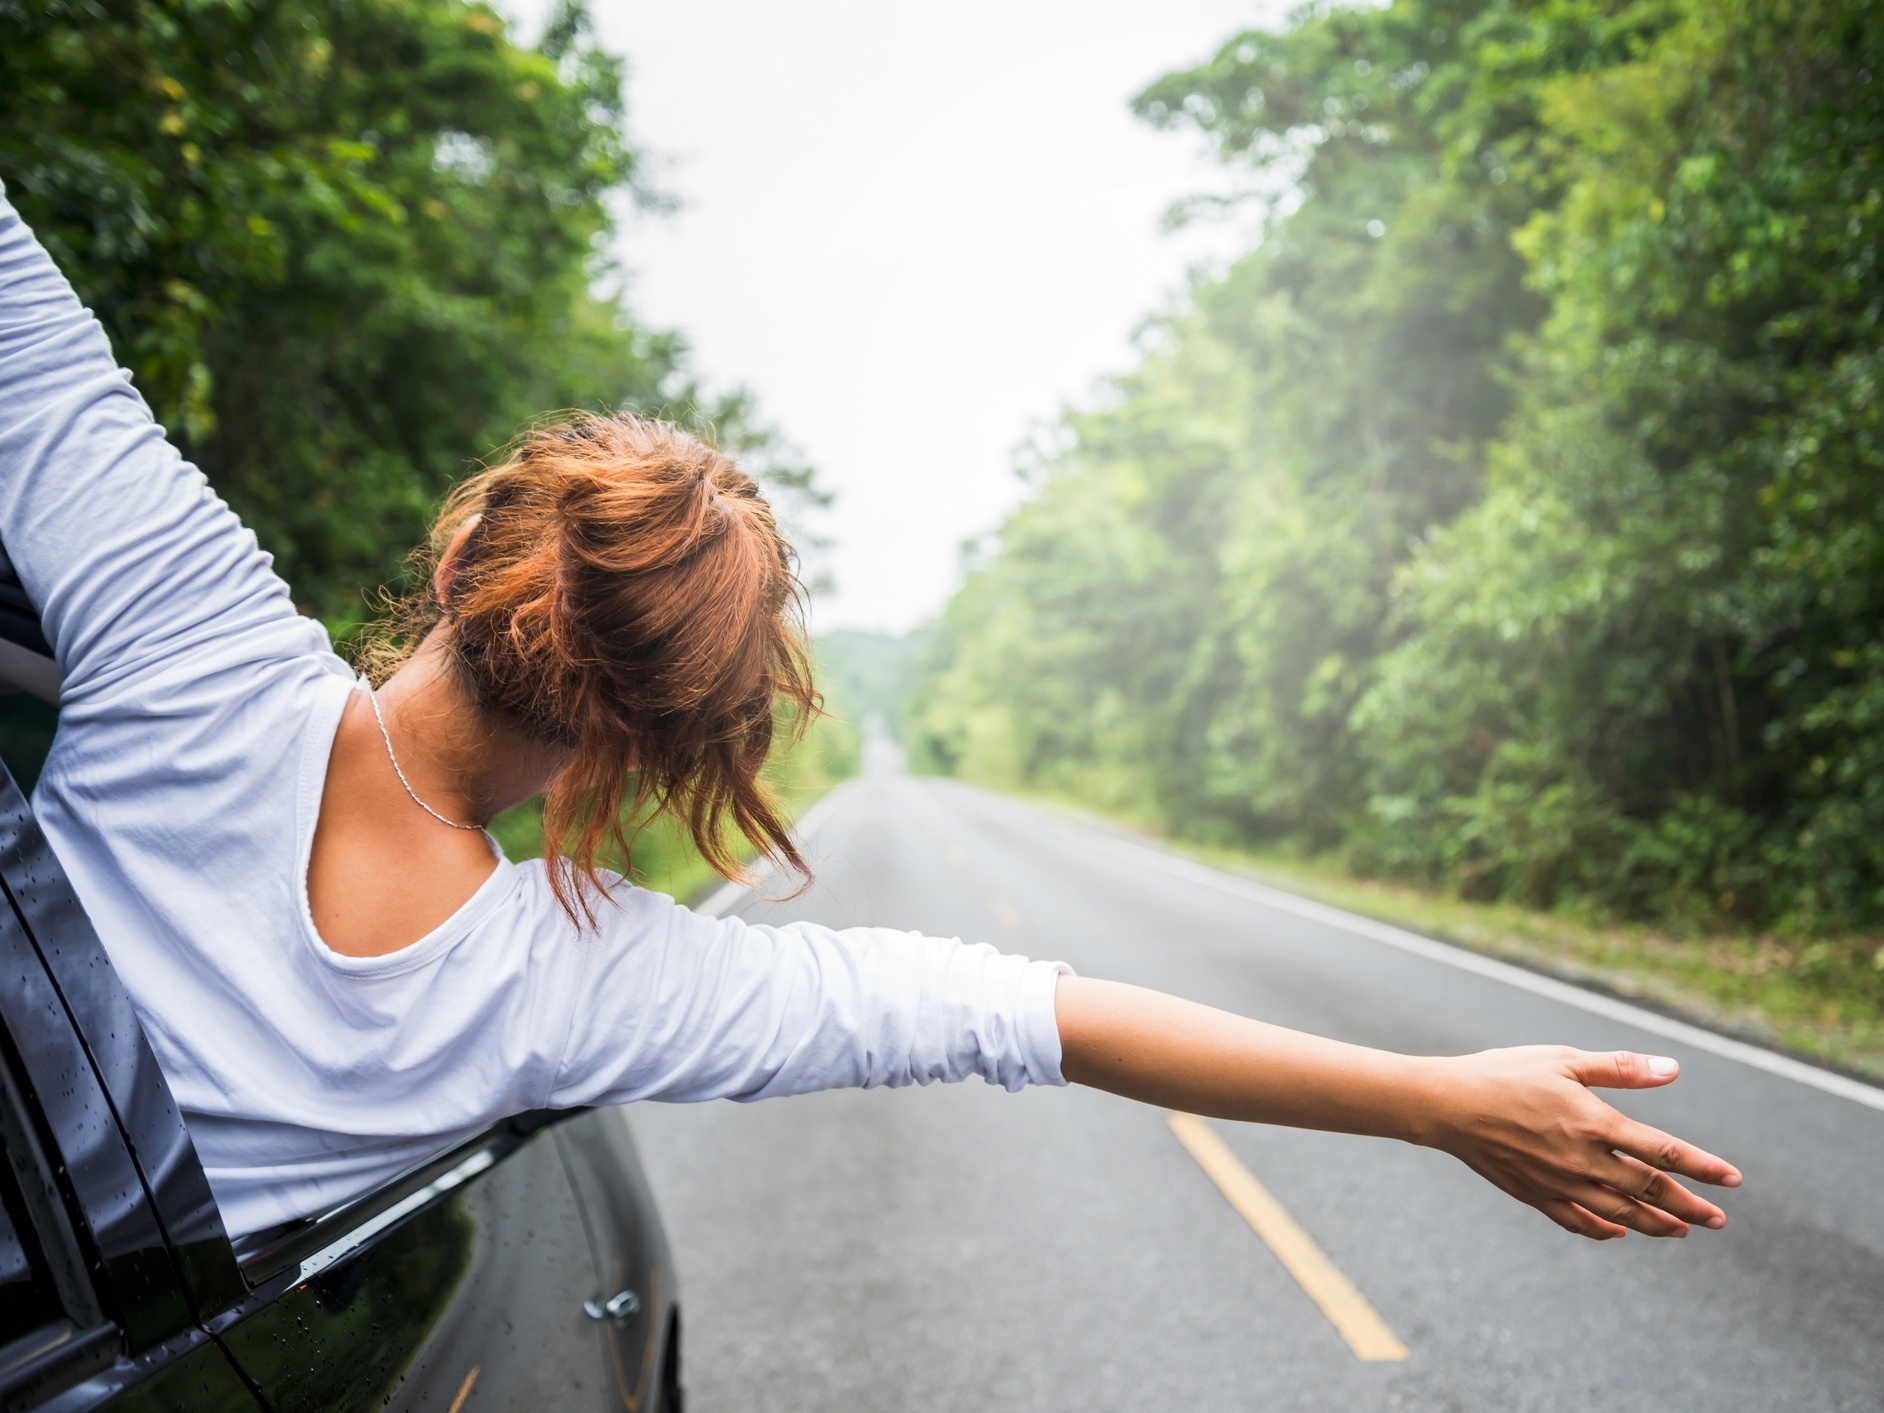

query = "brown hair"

[{"left": 366, "top": 412, "right": 816, "bottom": 921}]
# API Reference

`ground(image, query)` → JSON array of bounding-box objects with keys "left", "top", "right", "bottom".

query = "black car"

[{"left": 0, "top": 555, "right": 683, "bottom": 1412}]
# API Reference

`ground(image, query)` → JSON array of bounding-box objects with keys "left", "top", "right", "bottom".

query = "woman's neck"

[
  {"left": 372, "top": 633, "right": 564, "bottom": 825},
  {"left": 307, "top": 632, "right": 566, "bottom": 958}
]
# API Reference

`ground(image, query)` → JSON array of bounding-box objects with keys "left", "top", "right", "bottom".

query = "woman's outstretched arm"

[{"left": 1056, "top": 975, "right": 1742, "bottom": 1240}]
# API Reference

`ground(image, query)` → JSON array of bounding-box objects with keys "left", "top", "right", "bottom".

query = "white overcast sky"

[{"left": 507, "top": 1, "right": 1281, "bottom": 632}]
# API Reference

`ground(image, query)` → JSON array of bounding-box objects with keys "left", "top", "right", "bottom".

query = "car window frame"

[
  {"left": 0, "top": 1012, "right": 118, "bottom": 1406},
  {"left": 231, "top": 1110, "right": 577, "bottom": 1298},
  {"left": 0, "top": 760, "right": 245, "bottom": 1327}
]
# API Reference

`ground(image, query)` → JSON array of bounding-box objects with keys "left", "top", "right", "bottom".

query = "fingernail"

[
  {"left": 1706, "top": 1215, "right": 1725, "bottom": 1229},
  {"left": 1647, "top": 1056, "right": 1679, "bottom": 1077}
]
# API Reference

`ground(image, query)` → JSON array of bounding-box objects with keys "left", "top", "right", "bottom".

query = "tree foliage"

[
  {"left": 912, "top": 0, "right": 1884, "bottom": 936},
  {"left": 0, "top": 0, "right": 821, "bottom": 627}
]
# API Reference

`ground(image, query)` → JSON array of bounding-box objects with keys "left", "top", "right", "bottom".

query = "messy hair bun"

[{"left": 367, "top": 412, "right": 816, "bottom": 921}]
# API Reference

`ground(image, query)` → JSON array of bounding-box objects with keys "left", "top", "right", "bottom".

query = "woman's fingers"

[
  {"left": 1557, "top": 1049, "right": 1744, "bottom": 1191},
  {"left": 1435, "top": 1045, "right": 1743, "bottom": 1240},
  {"left": 1607, "top": 1115, "right": 1743, "bottom": 1189},
  {"left": 1537, "top": 1198, "right": 1627, "bottom": 1241},
  {"left": 1571, "top": 1179, "right": 1695, "bottom": 1236},
  {"left": 1596, "top": 1151, "right": 1728, "bottom": 1228}
]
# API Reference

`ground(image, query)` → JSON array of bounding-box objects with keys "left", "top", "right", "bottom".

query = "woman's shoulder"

[{"left": 497, "top": 859, "right": 747, "bottom": 957}]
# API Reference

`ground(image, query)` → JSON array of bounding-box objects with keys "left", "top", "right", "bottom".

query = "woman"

[{"left": 0, "top": 190, "right": 1738, "bottom": 1248}]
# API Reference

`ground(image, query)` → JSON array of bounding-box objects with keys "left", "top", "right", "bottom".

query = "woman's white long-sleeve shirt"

[{"left": 0, "top": 192, "right": 1070, "bottom": 1239}]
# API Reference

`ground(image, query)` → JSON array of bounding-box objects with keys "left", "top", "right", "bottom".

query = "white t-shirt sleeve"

[
  {"left": 547, "top": 887, "right": 1071, "bottom": 1109},
  {"left": 0, "top": 189, "right": 302, "bottom": 701}
]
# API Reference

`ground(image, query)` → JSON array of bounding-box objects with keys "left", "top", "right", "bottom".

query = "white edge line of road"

[
  {"left": 694, "top": 786, "right": 854, "bottom": 920},
  {"left": 1047, "top": 818, "right": 1884, "bottom": 1114}
]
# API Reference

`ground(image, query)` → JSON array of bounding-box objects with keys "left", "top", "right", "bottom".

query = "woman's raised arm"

[
  {"left": 0, "top": 189, "right": 301, "bottom": 701},
  {"left": 1056, "top": 975, "right": 1741, "bottom": 1240}
]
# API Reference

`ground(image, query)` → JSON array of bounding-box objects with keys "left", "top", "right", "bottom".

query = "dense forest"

[{"left": 911, "top": 0, "right": 1884, "bottom": 940}]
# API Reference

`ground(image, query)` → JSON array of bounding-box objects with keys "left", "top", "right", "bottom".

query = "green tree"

[
  {"left": 916, "top": 0, "right": 1596, "bottom": 835},
  {"left": 916, "top": 0, "right": 1884, "bottom": 939},
  {"left": 1356, "top": 0, "right": 1884, "bottom": 930}
]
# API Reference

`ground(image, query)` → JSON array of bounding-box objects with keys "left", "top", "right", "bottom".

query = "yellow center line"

[
  {"left": 446, "top": 1364, "right": 481, "bottom": 1413},
  {"left": 1167, "top": 1113, "right": 1410, "bottom": 1362}
]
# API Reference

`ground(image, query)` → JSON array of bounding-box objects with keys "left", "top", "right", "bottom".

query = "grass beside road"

[{"left": 1037, "top": 800, "right": 1884, "bottom": 1084}]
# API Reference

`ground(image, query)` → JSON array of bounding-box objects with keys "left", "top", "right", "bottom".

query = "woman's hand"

[
  {"left": 1055, "top": 977, "right": 1742, "bottom": 1240},
  {"left": 1414, "top": 1046, "right": 1742, "bottom": 1240}
]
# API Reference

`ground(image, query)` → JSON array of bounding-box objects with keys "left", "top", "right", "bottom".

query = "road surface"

[{"left": 628, "top": 755, "right": 1884, "bottom": 1412}]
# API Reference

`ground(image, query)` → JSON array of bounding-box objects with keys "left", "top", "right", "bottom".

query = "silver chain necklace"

[{"left": 366, "top": 685, "right": 483, "bottom": 832}]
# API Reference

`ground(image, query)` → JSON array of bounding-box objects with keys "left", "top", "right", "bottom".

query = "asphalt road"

[{"left": 629, "top": 756, "right": 1884, "bottom": 1412}]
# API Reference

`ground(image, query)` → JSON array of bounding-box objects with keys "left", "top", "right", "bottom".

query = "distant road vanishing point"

[{"left": 632, "top": 748, "right": 1884, "bottom": 1413}]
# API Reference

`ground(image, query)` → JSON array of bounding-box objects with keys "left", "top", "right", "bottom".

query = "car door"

[
  {"left": 0, "top": 768, "right": 261, "bottom": 1413},
  {"left": 214, "top": 1113, "right": 617, "bottom": 1413},
  {"left": 0, "top": 1045, "right": 260, "bottom": 1413},
  {"left": 554, "top": 1110, "right": 682, "bottom": 1413}
]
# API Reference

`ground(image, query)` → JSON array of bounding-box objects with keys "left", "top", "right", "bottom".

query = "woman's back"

[{"left": 0, "top": 190, "right": 1070, "bottom": 1239}]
